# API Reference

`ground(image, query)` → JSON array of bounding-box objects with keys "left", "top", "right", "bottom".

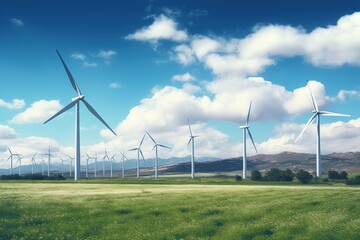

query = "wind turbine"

[
  {"left": 41, "top": 156, "right": 46, "bottom": 175},
  {"left": 187, "top": 118, "right": 198, "bottom": 179},
  {"left": 240, "top": 101, "right": 258, "bottom": 179},
  {"left": 16, "top": 154, "right": 22, "bottom": 176},
  {"left": 30, "top": 153, "right": 37, "bottom": 174},
  {"left": 296, "top": 82, "right": 350, "bottom": 177},
  {"left": 94, "top": 152, "right": 98, "bottom": 178},
  {"left": 102, "top": 149, "right": 110, "bottom": 178},
  {"left": 110, "top": 154, "right": 116, "bottom": 178},
  {"left": 85, "top": 152, "right": 92, "bottom": 179},
  {"left": 42, "top": 145, "right": 53, "bottom": 177},
  {"left": 7, "top": 147, "right": 20, "bottom": 175},
  {"left": 59, "top": 157, "right": 65, "bottom": 176},
  {"left": 146, "top": 131, "right": 171, "bottom": 178},
  {"left": 129, "top": 134, "right": 146, "bottom": 178},
  {"left": 120, "top": 150, "right": 128, "bottom": 178},
  {"left": 68, "top": 155, "right": 74, "bottom": 177},
  {"left": 44, "top": 50, "right": 117, "bottom": 181}
]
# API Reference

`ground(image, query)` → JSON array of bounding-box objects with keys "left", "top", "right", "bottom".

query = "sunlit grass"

[{"left": 0, "top": 182, "right": 359, "bottom": 239}]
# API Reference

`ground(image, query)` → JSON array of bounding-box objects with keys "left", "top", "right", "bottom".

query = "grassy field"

[{"left": 1, "top": 181, "right": 359, "bottom": 240}]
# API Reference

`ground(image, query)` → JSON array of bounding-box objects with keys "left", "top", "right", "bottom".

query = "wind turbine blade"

[
  {"left": 44, "top": 100, "right": 77, "bottom": 124},
  {"left": 82, "top": 99, "right": 117, "bottom": 136},
  {"left": 158, "top": 144, "right": 171, "bottom": 149},
  {"left": 139, "top": 134, "right": 146, "bottom": 147},
  {"left": 187, "top": 118, "right": 193, "bottom": 136},
  {"left": 8, "top": 147, "right": 12, "bottom": 154},
  {"left": 128, "top": 148, "right": 138, "bottom": 151},
  {"left": 56, "top": 49, "right": 82, "bottom": 96},
  {"left": 86, "top": 152, "right": 90, "bottom": 158},
  {"left": 246, "top": 100, "right": 252, "bottom": 125},
  {"left": 247, "top": 129, "right": 258, "bottom": 154},
  {"left": 320, "top": 111, "right": 351, "bottom": 117},
  {"left": 295, "top": 113, "right": 317, "bottom": 142},
  {"left": 308, "top": 83, "right": 318, "bottom": 112},
  {"left": 139, "top": 149, "right": 145, "bottom": 160},
  {"left": 186, "top": 137, "right": 192, "bottom": 147},
  {"left": 152, "top": 145, "right": 156, "bottom": 151},
  {"left": 32, "top": 152, "right": 37, "bottom": 158},
  {"left": 146, "top": 131, "right": 156, "bottom": 144}
]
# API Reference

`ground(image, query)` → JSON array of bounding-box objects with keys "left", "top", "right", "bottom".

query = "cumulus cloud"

[
  {"left": 10, "top": 100, "right": 62, "bottom": 124},
  {"left": 109, "top": 82, "right": 121, "bottom": 89},
  {"left": 126, "top": 14, "right": 188, "bottom": 43},
  {"left": 0, "top": 125, "right": 17, "bottom": 139},
  {"left": 71, "top": 52, "right": 97, "bottom": 67},
  {"left": 97, "top": 50, "right": 117, "bottom": 64},
  {"left": 11, "top": 18, "right": 24, "bottom": 26},
  {"left": 172, "top": 72, "right": 195, "bottom": 82},
  {"left": 337, "top": 90, "right": 360, "bottom": 101},
  {"left": 0, "top": 99, "right": 25, "bottom": 110}
]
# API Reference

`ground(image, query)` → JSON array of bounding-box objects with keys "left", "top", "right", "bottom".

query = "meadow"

[{"left": 0, "top": 179, "right": 359, "bottom": 240}]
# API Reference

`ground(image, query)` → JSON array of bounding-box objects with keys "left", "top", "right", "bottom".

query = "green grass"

[{"left": 0, "top": 182, "right": 359, "bottom": 239}]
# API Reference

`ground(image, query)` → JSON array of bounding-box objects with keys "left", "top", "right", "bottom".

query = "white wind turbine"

[
  {"left": 68, "top": 155, "right": 74, "bottom": 177},
  {"left": 110, "top": 154, "right": 116, "bottom": 178},
  {"left": 41, "top": 156, "right": 46, "bottom": 175},
  {"left": 94, "top": 152, "right": 98, "bottom": 178},
  {"left": 146, "top": 131, "right": 171, "bottom": 179},
  {"left": 30, "top": 153, "right": 37, "bottom": 174},
  {"left": 59, "top": 157, "right": 65, "bottom": 176},
  {"left": 240, "top": 101, "right": 258, "bottom": 179},
  {"left": 102, "top": 149, "right": 110, "bottom": 178},
  {"left": 129, "top": 134, "right": 146, "bottom": 178},
  {"left": 187, "top": 118, "right": 198, "bottom": 179},
  {"left": 16, "top": 154, "right": 22, "bottom": 176},
  {"left": 85, "top": 152, "right": 92, "bottom": 179},
  {"left": 44, "top": 50, "right": 117, "bottom": 181},
  {"left": 296, "top": 83, "right": 350, "bottom": 177},
  {"left": 120, "top": 150, "right": 128, "bottom": 178},
  {"left": 42, "top": 145, "right": 53, "bottom": 177},
  {"left": 7, "top": 147, "right": 20, "bottom": 175}
]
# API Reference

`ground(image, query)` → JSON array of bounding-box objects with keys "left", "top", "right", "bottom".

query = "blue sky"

[{"left": 1, "top": 0, "right": 360, "bottom": 166}]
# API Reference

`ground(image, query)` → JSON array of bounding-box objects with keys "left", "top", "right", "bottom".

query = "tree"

[
  {"left": 339, "top": 171, "right": 348, "bottom": 179},
  {"left": 328, "top": 170, "right": 340, "bottom": 179},
  {"left": 296, "top": 169, "right": 313, "bottom": 184},
  {"left": 264, "top": 168, "right": 294, "bottom": 182},
  {"left": 251, "top": 170, "right": 262, "bottom": 181},
  {"left": 346, "top": 175, "right": 360, "bottom": 185}
]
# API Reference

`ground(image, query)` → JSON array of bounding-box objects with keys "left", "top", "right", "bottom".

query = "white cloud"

[
  {"left": 191, "top": 36, "right": 221, "bottom": 59},
  {"left": 0, "top": 125, "right": 17, "bottom": 139},
  {"left": 11, "top": 18, "right": 24, "bottom": 27},
  {"left": 97, "top": 50, "right": 117, "bottom": 59},
  {"left": 71, "top": 52, "right": 97, "bottom": 67},
  {"left": 126, "top": 14, "right": 188, "bottom": 43},
  {"left": 172, "top": 72, "right": 195, "bottom": 82},
  {"left": 109, "top": 82, "right": 121, "bottom": 89},
  {"left": 0, "top": 99, "right": 25, "bottom": 110},
  {"left": 174, "top": 44, "right": 194, "bottom": 65},
  {"left": 10, "top": 100, "right": 62, "bottom": 124},
  {"left": 259, "top": 118, "right": 360, "bottom": 154},
  {"left": 337, "top": 89, "right": 360, "bottom": 101}
]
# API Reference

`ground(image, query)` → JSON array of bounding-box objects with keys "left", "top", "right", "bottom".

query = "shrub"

[
  {"left": 251, "top": 170, "right": 262, "bottom": 181},
  {"left": 346, "top": 175, "right": 360, "bottom": 185},
  {"left": 339, "top": 171, "right": 348, "bottom": 179},
  {"left": 328, "top": 170, "right": 348, "bottom": 180},
  {"left": 264, "top": 168, "right": 294, "bottom": 182},
  {"left": 323, "top": 178, "right": 329, "bottom": 182},
  {"left": 235, "top": 175, "right": 242, "bottom": 181},
  {"left": 296, "top": 169, "right": 313, "bottom": 184}
]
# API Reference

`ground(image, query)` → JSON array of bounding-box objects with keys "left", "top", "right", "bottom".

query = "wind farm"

[{"left": 1, "top": 1, "right": 360, "bottom": 239}]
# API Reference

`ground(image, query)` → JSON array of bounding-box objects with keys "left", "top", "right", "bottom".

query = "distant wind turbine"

[
  {"left": 59, "top": 157, "right": 65, "bottom": 176},
  {"left": 120, "top": 150, "right": 128, "bottom": 178},
  {"left": 187, "top": 118, "right": 198, "bottom": 179},
  {"left": 41, "top": 156, "right": 46, "bottom": 175},
  {"left": 85, "top": 152, "right": 93, "bottom": 179},
  {"left": 240, "top": 101, "right": 258, "bottom": 179},
  {"left": 30, "top": 153, "right": 37, "bottom": 174},
  {"left": 44, "top": 50, "right": 117, "bottom": 181},
  {"left": 42, "top": 145, "right": 53, "bottom": 177},
  {"left": 102, "top": 149, "right": 110, "bottom": 178},
  {"left": 296, "top": 82, "right": 350, "bottom": 177},
  {"left": 129, "top": 134, "right": 146, "bottom": 178},
  {"left": 146, "top": 131, "right": 171, "bottom": 178},
  {"left": 7, "top": 147, "right": 20, "bottom": 175},
  {"left": 16, "top": 154, "right": 22, "bottom": 176},
  {"left": 110, "top": 154, "right": 116, "bottom": 178},
  {"left": 68, "top": 155, "right": 74, "bottom": 177}
]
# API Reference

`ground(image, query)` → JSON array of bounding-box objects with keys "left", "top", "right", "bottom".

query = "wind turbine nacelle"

[
  {"left": 240, "top": 125, "right": 250, "bottom": 129},
  {"left": 72, "top": 95, "right": 85, "bottom": 101}
]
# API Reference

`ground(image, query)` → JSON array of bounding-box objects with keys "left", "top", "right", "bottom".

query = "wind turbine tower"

[
  {"left": 30, "top": 153, "right": 37, "bottom": 174},
  {"left": 187, "top": 118, "right": 198, "bottom": 179},
  {"left": 146, "top": 131, "right": 171, "bottom": 178},
  {"left": 68, "top": 155, "right": 74, "bottom": 177},
  {"left": 44, "top": 50, "right": 116, "bottom": 180},
  {"left": 296, "top": 82, "right": 350, "bottom": 177},
  {"left": 42, "top": 145, "right": 53, "bottom": 177},
  {"left": 59, "top": 157, "right": 65, "bottom": 176},
  {"left": 120, "top": 150, "right": 128, "bottom": 178},
  {"left": 129, "top": 134, "right": 146, "bottom": 178},
  {"left": 7, "top": 147, "right": 20, "bottom": 175},
  {"left": 240, "top": 101, "right": 258, "bottom": 179}
]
